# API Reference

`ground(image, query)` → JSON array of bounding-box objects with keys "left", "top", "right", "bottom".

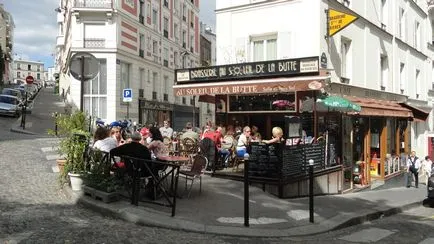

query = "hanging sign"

[{"left": 328, "top": 8, "right": 358, "bottom": 37}]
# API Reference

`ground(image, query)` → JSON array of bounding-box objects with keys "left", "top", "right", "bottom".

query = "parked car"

[
  {"left": 0, "top": 94, "right": 22, "bottom": 117},
  {"left": 1, "top": 88, "right": 23, "bottom": 102}
]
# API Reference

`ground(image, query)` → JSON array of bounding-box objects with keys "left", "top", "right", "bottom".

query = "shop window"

[
  {"left": 370, "top": 118, "right": 383, "bottom": 177},
  {"left": 228, "top": 93, "right": 296, "bottom": 113}
]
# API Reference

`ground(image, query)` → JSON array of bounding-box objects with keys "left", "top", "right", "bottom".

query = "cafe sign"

[{"left": 175, "top": 56, "right": 319, "bottom": 84}]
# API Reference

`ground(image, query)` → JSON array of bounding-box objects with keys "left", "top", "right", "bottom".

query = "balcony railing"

[
  {"left": 84, "top": 38, "right": 106, "bottom": 48},
  {"left": 74, "top": 0, "right": 113, "bottom": 8}
]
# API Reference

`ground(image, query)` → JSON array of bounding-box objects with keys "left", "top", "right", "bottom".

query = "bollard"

[
  {"left": 54, "top": 112, "right": 58, "bottom": 136},
  {"left": 309, "top": 159, "right": 314, "bottom": 223},
  {"left": 244, "top": 153, "right": 250, "bottom": 227}
]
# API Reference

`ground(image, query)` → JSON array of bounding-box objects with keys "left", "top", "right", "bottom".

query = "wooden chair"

[{"left": 179, "top": 154, "right": 207, "bottom": 198}]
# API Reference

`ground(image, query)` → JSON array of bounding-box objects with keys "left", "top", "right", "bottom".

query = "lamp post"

[
  {"left": 308, "top": 159, "right": 315, "bottom": 223},
  {"left": 181, "top": 51, "right": 195, "bottom": 128}
]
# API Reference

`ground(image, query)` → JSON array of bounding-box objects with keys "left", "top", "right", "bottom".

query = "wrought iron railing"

[
  {"left": 74, "top": 0, "right": 113, "bottom": 8},
  {"left": 84, "top": 38, "right": 106, "bottom": 48}
]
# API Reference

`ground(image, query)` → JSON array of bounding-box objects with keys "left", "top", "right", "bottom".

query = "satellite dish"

[{"left": 69, "top": 52, "right": 99, "bottom": 81}]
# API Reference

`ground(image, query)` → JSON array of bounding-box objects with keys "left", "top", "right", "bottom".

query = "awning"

[
  {"left": 400, "top": 103, "right": 431, "bottom": 122},
  {"left": 198, "top": 94, "right": 215, "bottom": 104},
  {"left": 173, "top": 76, "right": 328, "bottom": 96},
  {"left": 344, "top": 96, "right": 413, "bottom": 118}
]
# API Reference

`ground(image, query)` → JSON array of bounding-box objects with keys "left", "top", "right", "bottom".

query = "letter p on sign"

[{"left": 123, "top": 88, "right": 132, "bottom": 102}]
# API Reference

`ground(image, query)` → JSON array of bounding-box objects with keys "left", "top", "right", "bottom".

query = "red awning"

[
  {"left": 344, "top": 96, "right": 413, "bottom": 118},
  {"left": 400, "top": 103, "right": 431, "bottom": 122},
  {"left": 198, "top": 94, "right": 216, "bottom": 104},
  {"left": 173, "top": 76, "right": 329, "bottom": 97}
]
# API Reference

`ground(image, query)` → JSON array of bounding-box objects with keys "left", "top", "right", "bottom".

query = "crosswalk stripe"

[
  {"left": 418, "top": 238, "right": 434, "bottom": 244},
  {"left": 46, "top": 154, "right": 61, "bottom": 161},
  {"left": 41, "top": 147, "right": 57, "bottom": 153}
]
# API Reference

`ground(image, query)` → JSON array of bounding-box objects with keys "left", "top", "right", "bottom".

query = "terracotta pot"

[{"left": 56, "top": 159, "right": 66, "bottom": 174}]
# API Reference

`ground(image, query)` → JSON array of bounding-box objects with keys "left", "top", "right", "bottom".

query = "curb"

[
  {"left": 10, "top": 126, "right": 37, "bottom": 135},
  {"left": 65, "top": 185, "right": 423, "bottom": 238}
]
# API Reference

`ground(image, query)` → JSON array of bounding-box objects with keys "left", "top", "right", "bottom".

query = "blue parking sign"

[{"left": 123, "top": 88, "right": 132, "bottom": 102}]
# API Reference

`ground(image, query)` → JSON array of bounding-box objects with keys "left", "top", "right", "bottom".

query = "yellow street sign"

[{"left": 328, "top": 8, "right": 358, "bottom": 37}]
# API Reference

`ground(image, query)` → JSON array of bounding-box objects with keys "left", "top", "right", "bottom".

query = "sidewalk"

[
  {"left": 13, "top": 89, "right": 429, "bottom": 237},
  {"left": 10, "top": 87, "right": 66, "bottom": 136},
  {"left": 69, "top": 175, "right": 428, "bottom": 238}
]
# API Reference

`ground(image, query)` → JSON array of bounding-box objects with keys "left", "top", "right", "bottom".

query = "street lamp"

[{"left": 181, "top": 51, "right": 196, "bottom": 128}]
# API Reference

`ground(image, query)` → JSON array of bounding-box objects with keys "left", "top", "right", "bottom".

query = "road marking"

[
  {"left": 46, "top": 154, "right": 61, "bottom": 161},
  {"left": 41, "top": 146, "right": 57, "bottom": 153},
  {"left": 339, "top": 227, "right": 395, "bottom": 243},
  {"left": 216, "top": 217, "right": 287, "bottom": 225},
  {"left": 418, "top": 238, "right": 434, "bottom": 244},
  {"left": 287, "top": 210, "right": 319, "bottom": 221}
]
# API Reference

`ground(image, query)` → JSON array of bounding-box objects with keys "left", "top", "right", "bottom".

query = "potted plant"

[
  {"left": 49, "top": 110, "right": 90, "bottom": 190},
  {"left": 82, "top": 149, "right": 121, "bottom": 202}
]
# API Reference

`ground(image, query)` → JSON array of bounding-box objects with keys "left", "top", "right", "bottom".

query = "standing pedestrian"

[{"left": 406, "top": 151, "right": 421, "bottom": 188}]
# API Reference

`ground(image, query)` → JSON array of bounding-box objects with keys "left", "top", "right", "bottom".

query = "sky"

[{"left": 2, "top": 0, "right": 216, "bottom": 70}]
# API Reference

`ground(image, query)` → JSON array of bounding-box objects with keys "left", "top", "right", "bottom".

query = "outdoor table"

[{"left": 157, "top": 156, "right": 190, "bottom": 199}]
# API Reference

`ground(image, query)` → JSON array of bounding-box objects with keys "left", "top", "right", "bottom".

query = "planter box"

[{"left": 83, "top": 185, "right": 119, "bottom": 203}]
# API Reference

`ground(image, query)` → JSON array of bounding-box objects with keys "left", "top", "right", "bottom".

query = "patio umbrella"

[{"left": 301, "top": 95, "right": 361, "bottom": 113}]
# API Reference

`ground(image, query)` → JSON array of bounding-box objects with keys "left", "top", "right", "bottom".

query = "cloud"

[{"left": 3, "top": 0, "right": 58, "bottom": 63}]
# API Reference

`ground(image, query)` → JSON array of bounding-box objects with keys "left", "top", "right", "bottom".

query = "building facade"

[
  {"left": 11, "top": 59, "right": 45, "bottom": 85},
  {"left": 55, "top": 0, "right": 201, "bottom": 130},
  {"left": 0, "top": 4, "right": 14, "bottom": 84},
  {"left": 214, "top": 0, "right": 434, "bottom": 188}
]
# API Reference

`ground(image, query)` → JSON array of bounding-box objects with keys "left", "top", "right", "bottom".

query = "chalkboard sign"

[
  {"left": 303, "top": 143, "right": 325, "bottom": 170},
  {"left": 281, "top": 145, "right": 304, "bottom": 178},
  {"left": 248, "top": 142, "right": 282, "bottom": 177}
]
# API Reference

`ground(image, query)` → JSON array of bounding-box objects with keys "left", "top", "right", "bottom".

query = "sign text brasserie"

[{"left": 175, "top": 57, "right": 320, "bottom": 83}]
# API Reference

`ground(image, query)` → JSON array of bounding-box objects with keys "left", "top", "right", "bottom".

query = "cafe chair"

[
  {"left": 179, "top": 154, "right": 207, "bottom": 198},
  {"left": 180, "top": 137, "right": 198, "bottom": 164}
]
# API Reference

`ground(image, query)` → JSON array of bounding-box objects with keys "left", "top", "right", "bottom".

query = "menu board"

[
  {"left": 303, "top": 144, "right": 325, "bottom": 170},
  {"left": 281, "top": 145, "right": 304, "bottom": 178},
  {"left": 248, "top": 143, "right": 281, "bottom": 178}
]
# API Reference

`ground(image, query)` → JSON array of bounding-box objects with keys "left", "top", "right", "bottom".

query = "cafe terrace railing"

[{"left": 74, "top": 0, "right": 113, "bottom": 8}]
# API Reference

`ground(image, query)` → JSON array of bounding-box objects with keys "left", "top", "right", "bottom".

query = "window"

[
  {"left": 182, "top": 30, "right": 186, "bottom": 47},
  {"left": 251, "top": 37, "right": 277, "bottom": 61},
  {"left": 120, "top": 62, "right": 130, "bottom": 102},
  {"left": 182, "top": 4, "right": 187, "bottom": 21},
  {"left": 17, "top": 72, "right": 20, "bottom": 78},
  {"left": 163, "top": 17, "right": 169, "bottom": 38},
  {"left": 164, "top": 76, "right": 170, "bottom": 101},
  {"left": 341, "top": 38, "right": 352, "bottom": 80},
  {"left": 152, "top": 40, "right": 158, "bottom": 54},
  {"left": 152, "top": 72, "right": 158, "bottom": 95},
  {"left": 380, "top": 0, "right": 387, "bottom": 30},
  {"left": 190, "top": 35, "right": 194, "bottom": 52},
  {"left": 174, "top": 23, "right": 179, "bottom": 41},
  {"left": 400, "top": 63, "right": 405, "bottom": 94},
  {"left": 380, "top": 55, "right": 388, "bottom": 90},
  {"left": 414, "top": 21, "right": 420, "bottom": 49},
  {"left": 84, "top": 23, "right": 105, "bottom": 48},
  {"left": 174, "top": 51, "right": 178, "bottom": 68},
  {"left": 37, "top": 73, "right": 40, "bottom": 79},
  {"left": 28, "top": 65, "right": 31, "bottom": 71},
  {"left": 16, "top": 63, "right": 20, "bottom": 69},
  {"left": 164, "top": 0, "right": 169, "bottom": 8},
  {"left": 147, "top": 2, "right": 151, "bottom": 19},
  {"left": 163, "top": 47, "right": 169, "bottom": 67},
  {"left": 415, "top": 69, "right": 420, "bottom": 98},
  {"left": 139, "top": 34, "right": 145, "bottom": 57},
  {"left": 84, "top": 59, "right": 107, "bottom": 119},
  {"left": 398, "top": 8, "right": 405, "bottom": 40},
  {"left": 152, "top": 9, "right": 158, "bottom": 29}
]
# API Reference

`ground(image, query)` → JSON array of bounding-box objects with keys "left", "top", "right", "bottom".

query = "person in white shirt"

[
  {"left": 421, "top": 156, "right": 433, "bottom": 185},
  {"left": 236, "top": 126, "right": 251, "bottom": 157},
  {"left": 93, "top": 127, "right": 118, "bottom": 153},
  {"left": 159, "top": 120, "right": 173, "bottom": 138},
  {"left": 406, "top": 151, "right": 421, "bottom": 188}
]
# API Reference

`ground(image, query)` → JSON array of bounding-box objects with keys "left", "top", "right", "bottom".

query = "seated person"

[
  {"left": 262, "top": 127, "right": 284, "bottom": 144},
  {"left": 110, "top": 132, "right": 152, "bottom": 176},
  {"left": 180, "top": 122, "right": 199, "bottom": 142},
  {"left": 147, "top": 127, "right": 169, "bottom": 160},
  {"left": 250, "top": 125, "right": 262, "bottom": 142},
  {"left": 93, "top": 127, "right": 117, "bottom": 153},
  {"left": 236, "top": 126, "right": 251, "bottom": 157}
]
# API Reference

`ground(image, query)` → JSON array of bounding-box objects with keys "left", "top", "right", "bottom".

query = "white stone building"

[
  {"left": 11, "top": 59, "right": 45, "bottom": 84},
  {"left": 55, "top": 0, "right": 201, "bottom": 130},
  {"left": 214, "top": 0, "right": 434, "bottom": 187}
]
